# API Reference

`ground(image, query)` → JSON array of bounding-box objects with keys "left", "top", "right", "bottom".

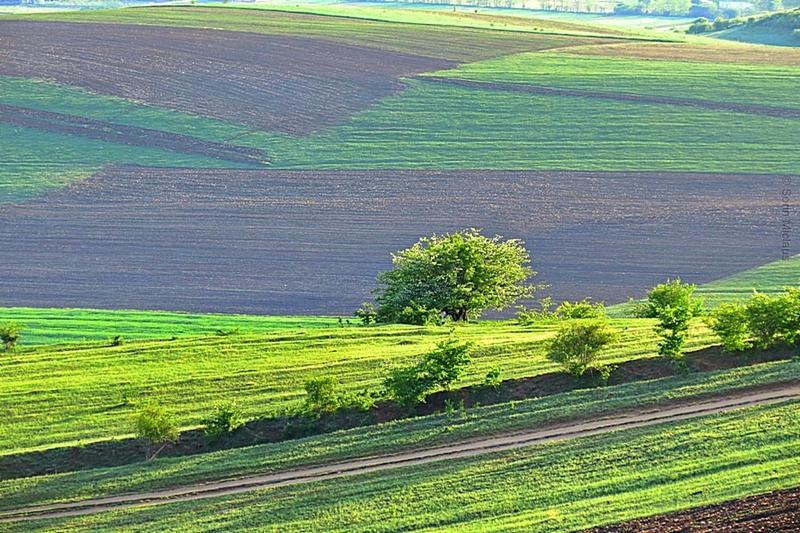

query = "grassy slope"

[
  {"left": 269, "top": 79, "right": 800, "bottom": 173},
  {"left": 7, "top": 73, "right": 798, "bottom": 175},
  {"left": 1, "top": 319, "right": 719, "bottom": 454},
  {"left": 428, "top": 51, "right": 800, "bottom": 109},
  {"left": 9, "top": 400, "right": 800, "bottom": 532},
  {"left": 696, "top": 254, "right": 800, "bottom": 306},
  {"left": 1, "top": 8, "right": 796, "bottom": 196},
  {"left": 0, "top": 76, "right": 278, "bottom": 202},
  {"left": 1, "top": 358, "right": 797, "bottom": 514},
  {"left": 0, "top": 122, "right": 243, "bottom": 204},
  {"left": 609, "top": 255, "right": 800, "bottom": 316},
  {"left": 0, "top": 77, "right": 282, "bottom": 151},
  {"left": 204, "top": 2, "right": 642, "bottom": 38},
  {"left": 0, "top": 307, "right": 338, "bottom": 346},
  {"left": 714, "top": 10, "right": 800, "bottom": 47}
]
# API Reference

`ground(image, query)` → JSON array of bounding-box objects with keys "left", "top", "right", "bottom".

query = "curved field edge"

[
  {"left": 5, "top": 400, "right": 800, "bottom": 532},
  {"left": 3, "top": 319, "right": 716, "bottom": 454},
  {"left": 0, "top": 358, "right": 798, "bottom": 513}
]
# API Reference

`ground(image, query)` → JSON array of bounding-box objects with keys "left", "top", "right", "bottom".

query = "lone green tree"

[
  {"left": 375, "top": 229, "right": 535, "bottom": 324},
  {"left": 0, "top": 323, "right": 22, "bottom": 352},
  {"left": 640, "top": 279, "right": 703, "bottom": 360}
]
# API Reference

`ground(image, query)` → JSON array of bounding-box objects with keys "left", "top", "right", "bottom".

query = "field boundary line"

[{"left": 2, "top": 383, "right": 799, "bottom": 523}]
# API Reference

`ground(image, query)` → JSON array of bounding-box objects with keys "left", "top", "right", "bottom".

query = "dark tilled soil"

[
  {"left": 1, "top": 344, "right": 794, "bottom": 480},
  {"left": 0, "top": 167, "right": 796, "bottom": 314},
  {"left": 589, "top": 486, "right": 800, "bottom": 532},
  {"left": 0, "top": 21, "right": 454, "bottom": 135},
  {"left": 0, "top": 104, "right": 266, "bottom": 164},
  {"left": 422, "top": 76, "right": 800, "bottom": 119}
]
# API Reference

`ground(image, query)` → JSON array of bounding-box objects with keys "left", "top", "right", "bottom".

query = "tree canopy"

[{"left": 374, "top": 229, "right": 535, "bottom": 324}]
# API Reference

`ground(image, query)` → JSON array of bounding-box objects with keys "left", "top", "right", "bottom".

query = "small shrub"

[
  {"left": 203, "top": 402, "right": 245, "bottom": 441},
  {"left": 383, "top": 365, "right": 433, "bottom": 407},
  {"left": 111, "top": 335, "right": 124, "bottom": 347},
  {"left": 0, "top": 322, "right": 22, "bottom": 352},
  {"left": 745, "top": 289, "right": 800, "bottom": 348},
  {"left": 383, "top": 338, "right": 472, "bottom": 406},
  {"left": 346, "top": 389, "right": 377, "bottom": 411},
  {"left": 133, "top": 402, "right": 179, "bottom": 460},
  {"left": 517, "top": 297, "right": 556, "bottom": 325},
  {"left": 418, "top": 338, "right": 472, "bottom": 391},
  {"left": 304, "top": 376, "right": 343, "bottom": 415},
  {"left": 706, "top": 302, "right": 751, "bottom": 352},
  {"left": 354, "top": 302, "right": 378, "bottom": 325},
  {"left": 555, "top": 299, "right": 606, "bottom": 319},
  {"left": 547, "top": 319, "right": 618, "bottom": 377},
  {"left": 215, "top": 327, "right": 240, "bottom": 337},
  {"left": 444, "top": 398, "right": 465, "bottom": 414},
  {"left": 641, "top": 280, "right": 703, "bottom": 360},
  {"left": 483, "top": 367, "right": 502, "bottom": 390}
]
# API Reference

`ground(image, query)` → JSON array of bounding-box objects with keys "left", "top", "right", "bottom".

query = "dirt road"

[{"left": 2, "top": 384, "right": 799, "bottom": 523}]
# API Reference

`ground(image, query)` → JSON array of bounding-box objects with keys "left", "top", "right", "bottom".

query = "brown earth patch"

[
  {"left": 564, "top": 41, "right": 800, "bottom": 66},
  {"left": 588, "top": 485, "right": 800, "bottom": 532},
  {"left": 422, "top": 76, "right": 800, "bottom": 118},
  {"left": 0, "top": 104, "right": 266, "bottom": 165},
  {"left": 0, "top": 167, "right": 795, "bottom": 314},
  {"left": 0, "top": 21, "right": 454, "bottom": 135},
  {"left": 1, "top": 344, "right": 794, "bottom": 480}
]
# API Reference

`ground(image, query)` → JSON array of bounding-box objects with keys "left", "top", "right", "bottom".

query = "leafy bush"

[
  {"left": 483, "top": 367, "right": 502, "bottom": 390},
  {"left": 133, "top": 402, "right": 179, "bottom": 460},
  {"left": 555, "top": 299, "right": 606, "bottom": 319},
  {"left": 418, "top": 338, "right": 472, "bottom": 391},
  {"left": 375, "top": 229, "right": 534, "bottom": 323},
  {"left": 547, "top": 319, "right": 618, "bottom": 377},
  {"left": 202, "top": 402, "right": 245, "bottom": 440},
  {"left": 640, "top": 280, "right": 703, "bottom": 360},
  {"left": 383, "top": 365, "right": 433, "bottom": 407},
  {"left": 304, "top": 376, "right": 344, "bottom": 415},
  {"left": 354, "top": 302, "right": 378, "bottom": 325},
  {"left": 706, "top": 303, "right": 752, "bottom": 352},
  {"left": 745, "top": 289, "right": 800, "bottom": 348},
  {"left": 0, "top": 322, "right": 22, "bottom": 352},
  {"left": 516, "top": 297, "right": 556, "bottom": 325},
  {"left": 383, "top": 339, "right": 472, "bottom": 406}
]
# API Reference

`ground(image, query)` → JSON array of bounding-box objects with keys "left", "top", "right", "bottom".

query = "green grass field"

[
  {"left": 429, "top": 51, "right": 800, "bottom": 109},
  {"left": 696, "top": 255, "right": 800, "bottom": 306},
  {"left": 2, "top": 357, "right": 798, "bottom": 515},
  {"left": 7, "top": 400, "right": 799, "bottom": 532},
  {"left": 268, "top": 79, "right": 800, "bottom": 173},
  {"left": 0, "top": 307, "right": 338, "bottom": 346},
  {"left": 2, "top": 319, "right": 721, "bottom": 454}
]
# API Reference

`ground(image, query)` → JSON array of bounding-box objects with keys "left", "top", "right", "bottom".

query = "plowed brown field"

[
  {"left": 0, "top": 21, "right": 453, "bottom": 135},
  {"left": 589, "top": 486, "right": 800, "bottom": 532},
  {"left": 0, "top": 167, "right": 795, "bottom": 314}
]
